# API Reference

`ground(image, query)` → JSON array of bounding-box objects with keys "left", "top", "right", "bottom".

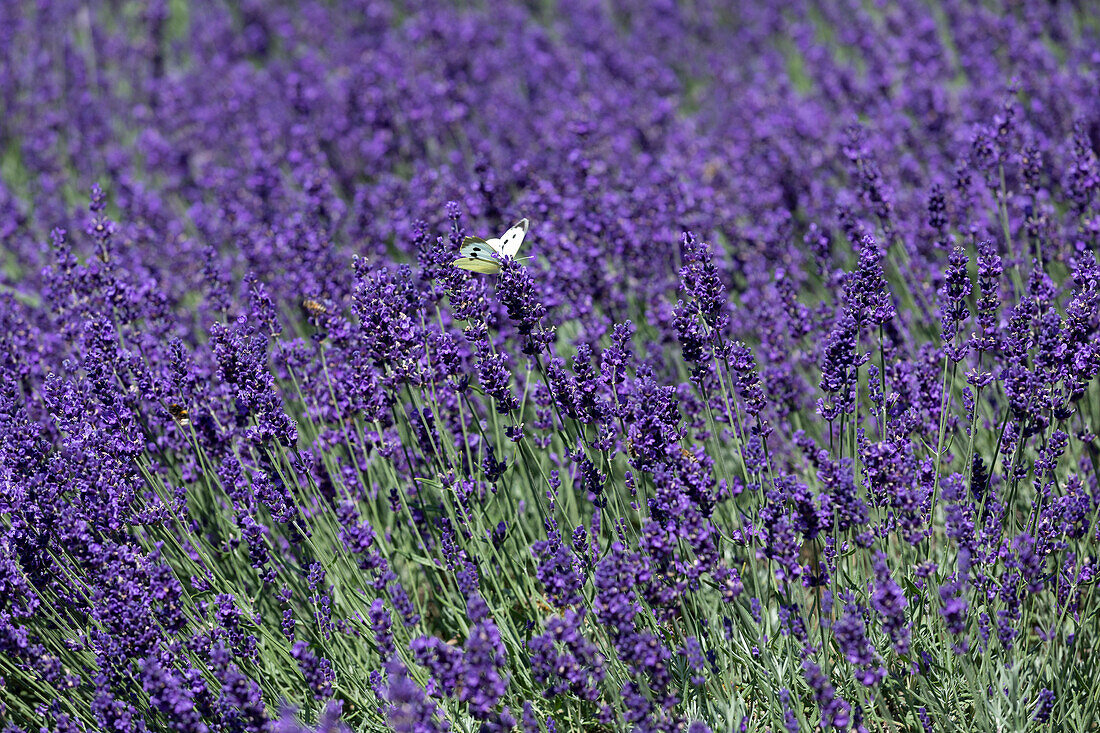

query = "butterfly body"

[{"left": 453, "top": 218, "right": 528, "bottom": 274}]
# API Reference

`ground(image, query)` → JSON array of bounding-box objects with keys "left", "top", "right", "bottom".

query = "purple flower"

[
  {"left": 679, "top": 636, "right": 706, "bottom": 686},
  {"left": 1033, "top": 688, "right": 1055, "bottom": 723},
  {"left": 384, "top": 660, "right": 451, "bottom": 732},
  {"left": 474, "top": 339, "right": 519, "bottom": 415},
  {"left": 1067, "top": 121, "right": 1099, "bottom": 214},
  {"left": 369, "top": 599, "right": 395, "bottom": 659},
  {"left": 970, "top": 240, "right": 1003, "bottom": 358},
  {"left": 802, "top": 659, "right": 851, "bottom": 731},
  {"left": 138, "top": 655, "right": 208, "bottom": 733},
  {"left": 939, "top": 581, "right": 969, "bottom": 641},
  {"left": 459, "top": 616, "right": 509, "bottom": 720},
  {"left": 871, "top": 553, "right": 910, "bottom": 655},
  {"left": 209, "top": 318, "right": 298, "bottom": 447},
  {"left": 528, "top": 609, "right": 605, "bottom": 700},
  {"left": 817, "top": 314, "right": 860, "bottom": 421},
  {"left": 679, "top": 232, "right": 728, "bottom": 332},
  {"left": 779, "top": 689, "right": 799, "bottom": 733},
  {"left": 272, "top": 702, "right": 349, "bottom": 733},
  {"left": 728, "top": 341, "right": 767, "bottom": 420},
  {"left": 939, "top": 246, "right": 971, "bottom": 359},
  {"left": 531, "top": 529, "right": 585, "bottom": 608},
  {"left": 832, "top": 597, "right": 885, "bottom": 686},
  {"left": 214, "top": 666, "right": 267, "bottom": 732},
  {"left": 497, "top": 258, "right": 552, "bottom": 356},
  {"left": 0, "top": 2, "right": 1097, "bottom": 730},
  {"left": 845, "top": 235, "right": 894, "bottom": 326},
  {"left": 817, "top": 455, "right": 868, "bottom": 536},
  {"left": 843, "top": 127, "right": 895, "bottom": 236}
]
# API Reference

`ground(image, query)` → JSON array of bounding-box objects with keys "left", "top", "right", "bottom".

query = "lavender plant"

[{"left": 1, "top": 1, "right": 1098, "bottom": 731}]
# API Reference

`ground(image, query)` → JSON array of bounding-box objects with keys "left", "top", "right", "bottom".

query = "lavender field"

[{"left": 1, "top": 1, "right": 1098, "bottom": 731}]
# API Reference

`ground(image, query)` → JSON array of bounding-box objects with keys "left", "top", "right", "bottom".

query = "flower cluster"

[{"left": 0, "top": 1, "right": 1097, "bottom": 731}]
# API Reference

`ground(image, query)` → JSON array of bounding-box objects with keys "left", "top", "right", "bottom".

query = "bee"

[
  {"left": 302, "top": 299, "right": 328, "bottom": 317},
  {"left": 167, "top": 403, "right": 191, "bottom": 427},
  {"left": 680, "top": 446, "right": 697, "bottom": 463}
]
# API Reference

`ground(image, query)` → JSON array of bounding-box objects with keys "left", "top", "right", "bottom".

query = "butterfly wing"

[
  {"left": 498, "top": 218, "right": 529, "bottom": 258},
  {"left": 452, "top": 257, "right": 502, "bottom": 274},
  {"left": 459, "top": 236, "right": 501, "bottom": 259},
  {"left": 454, "top": 236, "right": 503, "bottom": 274},
  {"left": 452, "top": 219, "right": 527, "bottom": 274}
]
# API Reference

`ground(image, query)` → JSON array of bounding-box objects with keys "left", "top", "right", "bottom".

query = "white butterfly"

[{"left": 452, "top": 218, "right": 529, "bottom": 274}]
